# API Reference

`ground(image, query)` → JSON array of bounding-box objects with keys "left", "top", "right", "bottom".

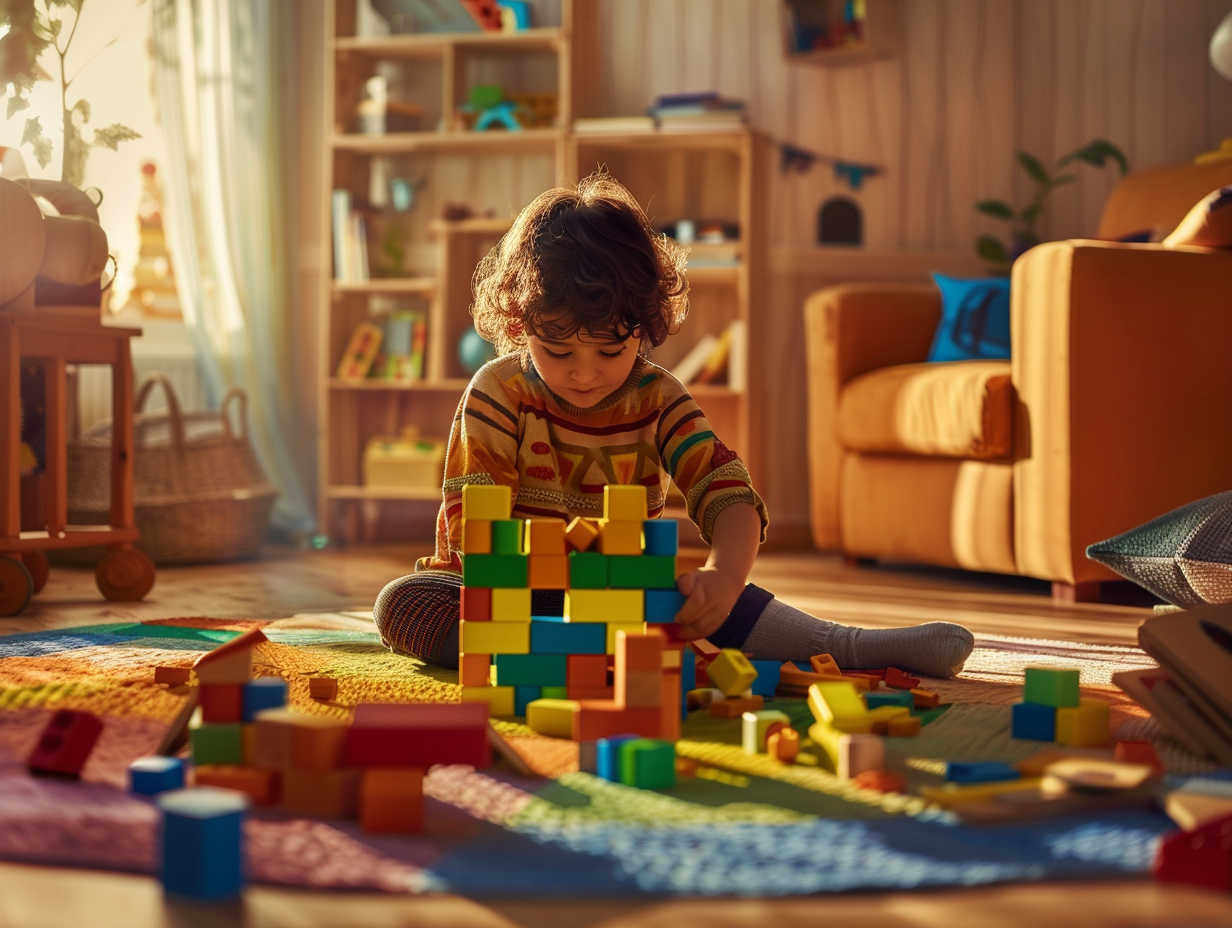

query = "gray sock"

[{"left": 741, "top": 598, "right": 975, "bottom": 679}]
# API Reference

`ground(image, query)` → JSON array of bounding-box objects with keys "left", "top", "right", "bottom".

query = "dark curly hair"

[{"left": 471, "top": 172, "right": 689, "bottom": 355}]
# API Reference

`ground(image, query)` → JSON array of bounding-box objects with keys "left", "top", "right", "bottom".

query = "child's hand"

[{"left": 673, "top": 566, "right": 744, "bottom": 641}]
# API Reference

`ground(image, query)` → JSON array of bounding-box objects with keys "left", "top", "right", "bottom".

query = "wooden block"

[
  {"left": 199, "top": 684, "right": 243, "bottom": 723},
  {"left": 662, "top": 647, "right": 682, "bottom": 669},
  {"left": 659, "top": 671, "right": 681, "bottom": 742},
  {"left": 687, "top": 688, "right": 720, "bottom": 711},
  {"left": 809, "top": 654, "right": 841, "bottom": 676},
  {"left": 597, "top": 519, "right": 643, "bottom": 555},
  {"left": 618, "top": 738, "right": 676, "bottom": 789},
  {"left": 525, "top": 698, "right": 579, "bottom": 737},
  {"left": 707, "top": 649, "right": 758, "bottom": 697},
  {"left": 911, "top": 688, "right": 940, "bottom": 710},
  {"left": 606, "top": 622, "right": 646, "bottom": 654},
  {"left": 460, "top": 620, "right": 529, "bottom": 655},
  {"left": 885, "top": 715, "right": 922, "bottom": 737},
  {"left": 157, "top": 787, "right": 247, "bottom": 901},
  {"left": 491, "top": 519, "right": 525, "bottom": 555},
  {"left": 608, "top": 555, "right": 676, "bottom": 589},
  {"left": 1041, "top": 757, "right": 1156, "bottom": 791},
  {"left": 460, "top": 586, "right": 492, "bottom": 622},
  {"left": 603, "top": 485, "right": 648, "bottom": 522},
  {"left": 565, "top": 517, "right": 600, "bottom": 553},
  {"left": 1166, "top": 784, "right": 1232, "bottom": 831},
  {"left": 884, "top": 667, "right": 920, "bottom": 690},
  {"left": 243, "top": 679, "right": 288, "bottom": 720},
  {"left": 193, "top": 765, "right": 280, "bottom": 806},
  {"left": 27, "top": 709, "right": 104, "bottom": 777},
  {"left": 567, "top": 685, "right": 615, "bottom": 700},
  {"left": 192, "top": 629, "right": 267, "bottom": 685},
  {"left": 853, "top": 770, "right": 906, "bottom": 793},
  {"left": 347, "top": 703, "right": 492, "bottom": 766},
  {"left": 528, "top": 554, "right": 569, "bottom": 589},
  {"left": 461, "top": 553, "right": 528, "bottom": 588},
  {"left": 921, "top": 778, "right": 1045, "bottom": 808},
  {"left": 1115, "top": 740, "right": 1163, "bottom": 770},
  {"left": 461, "top": 484, "right": 511, "bottom": 522},
  {"left": 676, "top": 756, "right": 699, "bottom": 778},
  {"left": 243, "top": 723, "right": 257, "bottom": 764},
  {"left": 807, "top": 681, "right": 871, "bottom": 731},
  {"left": 1023, "top": 666, "right": 1081, "bottom": 708},
  {"left": 309, "top": 677, "right": 338, "bottom": 701},
  {"left": 460, "top": 653, "right": 492, "bottom": 687},
  {"left": 491, "top": 587, "right": 532, "bottom": 622},
  {"left": 568, "top": 653, "right": 608, "bottom": 689},
  {"left": 620, "top": 671, "right": 663, "bottom": 709},
  {"left": 1056, "top": 698, "right": 1111, "bottom": 747},
  {"left": 155, "top": 666, "right": 191, "bottom": 686},
  {"left": 1015, "top": 746, "right": 1114, "bottom": 778},
  {"left": 837, "top": 732, "right": 884, "bottom": 779},
  {"left": 1154, "top": 813, "right": 1232, "bottom": 891},
  {"left": 617, "top": 629, "right": 663, "bottom": 674},
  {"left": 129, "top": 756, "right": 186, "bottom": 796},
  {"left": 779, "top": 662, "right": 862, "bottom": 691},
  {"left": 460, "top": 685, "right": 515, "bottom": 717},
  {"left": 189, "top": 723, "right": 244, "bottom": 766},
  {"left": 742, "top": 709, "right": 792, "bottom": 754},
  {"left": 708, "top": 695, "right": 764, "bottom": 718},
  {"left": 572, "top": 701, "right": 661, "bottom": 741},
  {"left": 359, "top": 767, "right": 424, "bottom": 833},
  {"left": 282, "top": 767, "right": 360, "bottom": 819},
  {"left": 767, "top": 727, "right": 800, "bottom": 763},
  {"left": 866, "top": 705, "right": 911, "bottom": 735},
  {"left": 291, "top": 718, "right": 349, "bottom": 770},
  {"left": 567, "top": 551, "right": 608, "bottom": 588},
  {"left": 566, "top": 588, "right": 643, "bottom": 623},
  {"left": 843, "top": 671, "right": 884, "bottom": 688},
  {"left": 461, "top": 519, "right": 491, "bottom": 554},
  {"left": 642, "top": 519, "right": 678, "bottom": 556},
  {"left": 526, "top": 518, "right": 566, "bottom": 555}
]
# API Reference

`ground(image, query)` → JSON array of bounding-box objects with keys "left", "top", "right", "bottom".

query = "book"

[
  {"left": 573, "top": 116, "right": 656, "bottom": 134},
  {"left": 336, "top": 320, "right": 384, "bottom": 380},
  {"left": 656, "top": 113, "right": 747, "bottom": 133},
  {"left": 694, "top": 326, "right": 732, "bottom": 384},
  {"left": 331, "top": 190, "right": 351, "bottom": 281},
  {"left": 671, "top": 334, "right": 718, "bottom": 385}
]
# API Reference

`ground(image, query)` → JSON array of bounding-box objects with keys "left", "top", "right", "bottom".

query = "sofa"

[{"left": 804, "top": 157, "right": 1232, "bottom": 601}]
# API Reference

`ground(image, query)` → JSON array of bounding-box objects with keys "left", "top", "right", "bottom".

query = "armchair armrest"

[
  {"left": 1012, "top": 241, "right": 1232, "bottom": 584},
  {"left": 803, "top": 283, "right": 941, "bottom": 549}
]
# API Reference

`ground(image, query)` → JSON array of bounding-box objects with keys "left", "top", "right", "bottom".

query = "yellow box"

[
  {"left": 462, "top": 520, "right": 492, "bottom": 554},
  {"left": 461, "top": 685, "right": 515, "bottom": 717},
  {"left": 460, "top": 620, "right": 529, "bottom": 654},
  {"left": 363, "top": 429, "right": 446, "bottom": 489},
  {"left": 566, "top": 588, "right": 643, "bottom": 623},
  {"left": 604, "top": 485, "right": 649, "bottom": 522},
  {"left": 707, "top": 649, "right": 758, "bottom": 697},
  {"left": 526, "top": 519, "right": 567, "bottom": 555},
  {"left": 491, "top": 587, "right": 532, "bottom": 623},
  {"left": 606, "top": 622, "right": 646, "bottom": 654},
  {"left": 598, "top": 519, "right": 643, "bottom": 555},
  {"left": 525, "top": 698, "right": 578, "bottom": 738},
  {"left": 807, "top": 681, "right": 871, "bottom": 733},
  {"left": 462, "top": 485, "right": 512, "bottom": 522},
  {"left": 1056, "top": 698, "right": 1111, "bottom": 747}
]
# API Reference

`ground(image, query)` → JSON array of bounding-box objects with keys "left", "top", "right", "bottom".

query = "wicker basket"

[{"left": 64, "top": 374, "right": 278, "bottom": 565}]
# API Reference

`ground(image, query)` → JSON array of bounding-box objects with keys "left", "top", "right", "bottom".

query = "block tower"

[
  {"left": 458, "top": 484, "right": 690, "bottom": 741},
  {"left": 1011, "top": 666, "right": 1110, "bottom": 746}
]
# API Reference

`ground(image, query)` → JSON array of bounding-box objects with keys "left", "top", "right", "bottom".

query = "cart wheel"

[
  {"left": 0, "top": 557, "right": 34, "bottom": 616},
  {"left": 96, "top": 548, "right": 156, "bottom": 602},
  {"left": 22, "top": 550, "right": 49, "bottom": 594}
]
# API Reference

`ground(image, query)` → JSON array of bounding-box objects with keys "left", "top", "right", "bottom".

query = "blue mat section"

[{"left": 0, "top": 623, "right": 239, "bottom": 658}]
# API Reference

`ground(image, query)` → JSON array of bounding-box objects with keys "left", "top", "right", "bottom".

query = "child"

[{"left": 374, "top": 173, "right": 974, "bottom": 679}]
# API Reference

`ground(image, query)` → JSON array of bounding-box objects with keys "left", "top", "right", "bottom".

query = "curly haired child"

[{"left": 373, "top": 173, "right": 974, "bottom": 678}]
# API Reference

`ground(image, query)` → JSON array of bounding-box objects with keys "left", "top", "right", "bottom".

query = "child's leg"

[
  {"left": 373, "top": 570, "right": 463, "bottom": 668},
  {"left": 707, "top": 584, "right": 974, "bottom": 679}
]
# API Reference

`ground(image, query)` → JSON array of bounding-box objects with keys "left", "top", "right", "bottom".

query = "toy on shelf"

[
  {"left": 458, "top": 85, "right": 559, "bottom": 132},
  {"left": 1011, "top": 666, "right": 1110, "bottom": 746}
]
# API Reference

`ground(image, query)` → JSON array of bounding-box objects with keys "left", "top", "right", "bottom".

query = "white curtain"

[{"left": 150, "top": 0, "right": 314, "bottom": 536}]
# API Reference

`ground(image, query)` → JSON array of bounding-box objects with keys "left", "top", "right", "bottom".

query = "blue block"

[
  {"left": 596, "top": 735, "right": 640, "bottom": 782},
  {"left": 514, "top": 685, "right": 541, "bottom": 716},
  {"left": 748, "top": 660, "right": 781, "bottom": 697},
  {"left": 645, "top": 588, "right": 686, "bottom": 624},
  {"left": 530, "top": 619, "right": 605, "bottom": 654},
  {"left": 493, "top": 653, "right": 568, "bottom": 686},
  {"left": 242, "top": 678, "right": 287, "bottom": 721},
  {"left": 129, "top": 756, "right": 185, "bottom": 796},
  {"left": 946, "top": 761, "right": 1021, "bottom": 785},
  {"left": 643, "top": 520, "right": 678, "bottom": 556},
  {"left": 1011, "top": 701, "right": 1057, "bottom": 741},
  {"left": 681, "top": 647, "right": 696, "bottom": 720},
  {"left": 158, "top": 787, "right": 248, "bottom": 901},
  {"left": 866, "top": 690, "right": 915, "bottom": 710}
]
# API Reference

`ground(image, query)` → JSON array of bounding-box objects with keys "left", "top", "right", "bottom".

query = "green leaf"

[
  {"left": 1057, "top": 139, "right": 1129, "bottom": 175},
  {"left": 21, "top": 115, "right": 52, "bottom": 168},
  {"left": 48, "top": 17, "right": 62, "bottom": 38},
  {"left": 976, "top": 199, "right": 1015, "bottom": 220},
  {"left": 1020, "top": 202, "right": 1043, "bottom": 224},
  {"left": 1017, "top": 151, "right": 1050, "bottom": 184},
  {"left": 976, "top": 235, "right": 1009, "bottom": 264},
  {"left": 72, "top": 98, "right": 91, "bottom": 122},
  {"left": 6, "top": 94, "right": 29, "bottom": 119},
  {"left": 63, "top": 123, "right": 86, "bottom": 186},
  {"left": 91, "top": 122, "right": 141, "bottom": 151}
]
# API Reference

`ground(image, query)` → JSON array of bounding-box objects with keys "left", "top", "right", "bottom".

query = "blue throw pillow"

[{"left": 927, "top": 273, "right": 1012, "bottom": 363}]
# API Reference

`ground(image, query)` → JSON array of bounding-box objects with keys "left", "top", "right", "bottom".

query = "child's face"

[{"left": 526, "top": 320, "right": 640, "bottom": 409}]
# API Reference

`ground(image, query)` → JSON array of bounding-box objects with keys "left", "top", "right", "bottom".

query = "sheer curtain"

[{"left": 150, "top": 0, "right": 314, "bottom": 536}]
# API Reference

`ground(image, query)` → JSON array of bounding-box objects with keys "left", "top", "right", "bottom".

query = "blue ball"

[{"left": 458, "top": 328, "right": 497, "bottom": 374}]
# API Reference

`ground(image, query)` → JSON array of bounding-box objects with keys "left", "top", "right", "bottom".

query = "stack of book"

[
  {"left": 647, "top": 92, "right": 747, "bottom": 132},
  {"left": 331, "top": 190, "right": 370, "bottom": 282}
]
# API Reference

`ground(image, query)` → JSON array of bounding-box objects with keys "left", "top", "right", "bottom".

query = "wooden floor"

[{"left": 3, "top": 546, "right": 1225, "bottom": 928}]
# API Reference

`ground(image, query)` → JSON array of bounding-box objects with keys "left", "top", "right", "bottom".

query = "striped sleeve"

[{"left": 656, "top": 381, "right": 768, "bottom": 545}]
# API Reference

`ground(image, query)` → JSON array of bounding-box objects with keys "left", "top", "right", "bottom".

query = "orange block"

[
  {"left": 282, "top": 767, "right": 360, "bottom": 819},
  {"left": 565, "top": 517, "right": 600, "bottom": 553},
  {"left": 526, "top": 519, "right": 566, "bottom": 555},
  {"left": 460, "top": 653, "right": 492, "bottom": 687},
  {"left": 597, "top": 520, "right": 642, "bottom": 555},
  {"left": 572, "top": 701, "right": 661, "bottom": 741},
  {"left": 292, "top": 720, "right": 349, "bottom": 770},
  {"left": 708, "top": 695, "right": 765, "bottom": 718},
  {"left": 779, "top": 662, "right": 860, "bottom": 690},
  {"left": 768, "top": 727, "right": 799, "bottom": 763},
  {"left": 194, "top": 764, "right": 281, "bottom": 806},
  {"left": 620, "top": 671, "right": 662, "bottom": 708},
  {"left": 528, "top": 555, "right": 569, "bottom": 589},
  {"left": 154, "top": 666, "right": 191, "bottom": 686},
  {"left": 360, "top": 767, "right": 424, "bottom": 833},
  {"left": 567, "top": 685, "right": 615, "bottom": 700},
  {"left": 309, "top": 677, "right": 338, "bottom": 701},
  {"left": 617, "top": 630, "right": 663, "bottom": 674},
  {"left": 884, "top": 667, "right": 921, "bottom": 690},
  {"left": 659, "top": 670, "right": 681, "bottom": 742},
  {"left": 853, "top": 769, "right": 907, "bottom": 794},
  {"left": 567, "top": 654, "right": 608, "bottom": 689},
  {"left": 886, "top": 715, "right": 922, "bottom": 737},
  {"left": 911, "top": 688, "right": 940, "bottom": 710},
  {"left": 462, "top": 520, "right": 492, "bottom": 554},
  {"left": 809, "top": 654, "right": 841, "bottom": 676}
]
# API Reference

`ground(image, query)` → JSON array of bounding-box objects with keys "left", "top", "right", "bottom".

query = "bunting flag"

[{"left": 778, "top": 142, "right": 882, "bottom": 190}]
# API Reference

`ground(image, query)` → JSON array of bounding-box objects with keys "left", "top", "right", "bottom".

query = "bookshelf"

[{"left": 319, "top": 0, "right": 764, "bottom": 547}]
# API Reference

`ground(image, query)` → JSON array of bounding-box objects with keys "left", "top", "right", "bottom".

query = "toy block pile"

[
  {"left": 458, "top": 484, "right": 689, "bottom": 742},
  {"left": 1011, "top": 666, "right": 1110, "bottom": 746},
  {"left": 586, "top": 735, "right": 678, "bottom": 789}
]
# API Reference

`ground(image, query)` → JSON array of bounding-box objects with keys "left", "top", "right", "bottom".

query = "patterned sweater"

[{"left": 419, "top": 353, "right": 768, "bottom": 572}]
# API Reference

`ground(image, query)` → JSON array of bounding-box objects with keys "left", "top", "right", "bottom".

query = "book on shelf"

[
  {"left": 648, "top": 91, "right": 747, "bottom": 131},
  {"left": 671, "top": 320, "right": 745, "bottom": 389},
  {"left": 671, "top": 333, "right": 719, "bottom": 386},
  {"left": 693, "top": 325, "right": 732, "bottom": 385},
  {"left": 572, "top": 116, "right": 656, "bottom": 134},
  {"left": 332, "top": 189, "right": 370, "bottom": 282},
  {"left": 727, "top": 319, "right": 747, "bottom": 393},
  {"left": 373, "top": 309, "right": 428, "bottom": 382}
]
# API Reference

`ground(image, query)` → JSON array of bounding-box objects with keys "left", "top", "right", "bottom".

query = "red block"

[
  {"left": 1115, "top": 740, "right": 1163, "bottom": 771},
  {"left": 345, "top": 703, "right": 491, "bottom": 768},
  {"left": 567, "top": 654, "right": 608, "bottom": 689},
  {"left": 461, "top": 587, "right": 491, "bottom": 622},
  {"left": 568, "top": 685, "right": 615, "bottom": 700},
  {"left": 659, "top": 670, "right": 681, "bottom": 742},
  {"left": 27, "top": 709, "right": 104, "bottom": 777},
  {"left": 572, "top": 701, "right": 661, "bottom": 741},
  {"left": 1154, "top": 814, "right": 1232, "bottom": 891},
  {"left": 884, "top": 668, "right": 920, "bottom": 690},
  {"left": 199, "top": 683, "right": 244, "bottom": 722}
]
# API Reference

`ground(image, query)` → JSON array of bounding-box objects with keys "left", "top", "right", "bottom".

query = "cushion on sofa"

[
  {"left": 926, "top": 274, "right": 1011, "bottom": 362},
  {"left": 1162, "top": 185, "right": 1232, "bottom": 249},
  {"left": 837, "top": 360, "right": 1015, "bottom": 460},
  {"left": 1086, "top": 491, "right": 1232, "bottom": 608}
]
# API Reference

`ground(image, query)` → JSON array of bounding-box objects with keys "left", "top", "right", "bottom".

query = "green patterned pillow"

[{"left": 1086, "top": 491, "right": 1232, "bottom": 607}]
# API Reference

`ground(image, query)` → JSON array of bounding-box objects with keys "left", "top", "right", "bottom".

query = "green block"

[
  {"left": 568, "top": 551, "right": 609, "bottom": 589},
  {"left": 493, "top": 654, "right": 568, "bottom": 687},
  {"left": 1023, "top": 667, "right": 1080, "bottom": 708},
  {"left": 608, "top": 555, "right": 676, "bottom": 590},
  {"left": 491, "top": 519, "right": 525, "bottom": 555},
  {"left": 190, "top": 723, "right": 244, "bottom": 765},
  {"left": 462, "top": 553, "right": 528, "bottom": 588},
  {"left": 542, "top": 686, "right": 568, "bottom": 699},
  {"left": 618, "top": 738, "right": 676, "bottom": 790}
]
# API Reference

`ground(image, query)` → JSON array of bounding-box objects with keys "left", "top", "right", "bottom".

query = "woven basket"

[{"left": 64, "top": 374, "right": 279, "bottom": 565}]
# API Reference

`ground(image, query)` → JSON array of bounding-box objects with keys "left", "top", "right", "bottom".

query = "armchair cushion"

[
  {"left": 838, "top": 360, "right": 1014, "bottom": 460},
  {"left": 926, "top": 274, "right": 1011, "bottom": 362}
]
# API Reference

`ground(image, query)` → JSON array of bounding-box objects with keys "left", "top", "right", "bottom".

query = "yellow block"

[
  {"left": 707, "top": 649, "right": 758, "bottom": 697},
  {"left": 603, "top": 485, "right": 649, "bottom": 522},
  {"left": 461, "top": 520, "right": 491, "bottom": 554},
  {"left": 566, "top": 588, "right": 643, "bottom": 623},
  {"left": 597, "top": 520, "right": 643, "bottom": 555},
  {"left": 525, "top": 698, "right": 578, "bottom": 738},
  {"left": 460, "top": 620, "right": 529, "bottom": 655},
  {"left": 921, "top": 778, "right": 1045, "bottom": 809},
  {"left": 462, "top": 485, "right": 512, "bottom": 522},
  {"left": 1055, "top": 698, "right": 1111, "bottom": 747},
  {"left": 461, "top": 685, "right": 515, "bottom": 717},
  {"left": 491, "top": 587, "right": 532, "bottom": 623},
  {"left": 807, "top": 681, "right": 871, "bottom": 732},
  {"left": 606, "top": 622, "right": 646, "bottom": 653},
  {"left": 662, "top": 649, "right": 682, "bottom": 669}
]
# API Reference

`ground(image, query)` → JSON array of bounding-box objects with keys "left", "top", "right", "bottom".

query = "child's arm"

[{"left": 673, "top": 501, "right": 762, "bottom": 640}]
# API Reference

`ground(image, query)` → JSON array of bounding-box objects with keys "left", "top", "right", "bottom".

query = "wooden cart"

[{"left": 0, "top": 307, "right": 156, "bottom": 615}]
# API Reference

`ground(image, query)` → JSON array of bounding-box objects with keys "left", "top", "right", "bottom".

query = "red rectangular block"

[
  {"left": 27, "top": 709, "right": 104, "bottom": 777},
  {"left": 461, "top": 587, "right": 491, "bottom": 622},
  {"left": 567, "top": 654, "right": 608, "bottom": 689},
  {"left": 460, "top": 654, "right": 491, "bottom": 687},
  {"left": 884, "top": 668, "right": 920, "bottom": 690},
  {"left": 659, "top": 671, "right": 681, "bottom": 742},
  {"left": 199, "top": 684, "right": 244, "bottom": 723},
  {"left": 567, "top": 685, "right": 615, "bottom": 700},
  {"left": 572, "top": 701, "right": 661, "bottom": 741},
  {"left": 360, "top": 767, "right": 424, "bottom": 833},
  {"left": 345, "top": 703, "right": 491, "bottom": 768}
]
